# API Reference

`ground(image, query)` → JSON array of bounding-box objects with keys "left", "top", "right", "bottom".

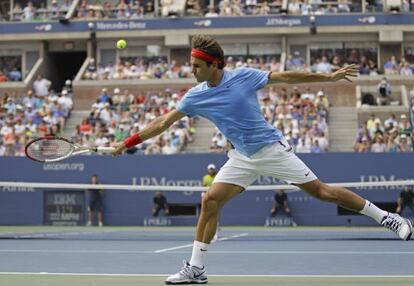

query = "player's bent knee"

[{"left": 201, "top": 194, "right": 219, "bottom": 215}]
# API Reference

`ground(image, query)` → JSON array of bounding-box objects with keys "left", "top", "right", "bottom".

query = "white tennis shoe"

[
  {"left": 165, "top": 260, "right": 208, "bottom": 284},
  {"left": 381, "top": 213, "right": 413, "bottom": 241}
]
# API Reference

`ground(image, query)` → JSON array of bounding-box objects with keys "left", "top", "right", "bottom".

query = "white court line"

[
  {"left": 217, "top": 233, "right": 249, "bottom": 241},
  {"left": 154, "top": 233, "right": 249, "bottom": 253},
  {"left": 153, "top": 243, "right": 194, "bottom": 253},
  {"left": 1, "top": 249, "right": 414, "bottom": 255},
  {"left": 3, "top": 230, "right": 120, "bottom": 238},
  {"left": 0, "top": 272, "right": 414, "bottom": 278},
  {"left": 0, "top": 249, "right": 155, "bottom": 254}
]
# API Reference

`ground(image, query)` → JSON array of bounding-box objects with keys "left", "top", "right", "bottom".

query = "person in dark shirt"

[
  {"left": 270, "top": 189, "right": 291, "bottom": 217},
  {"left": 153, "top": 191, "right": 169, "bottom": 217},
  {"left": 396, "top": 187, "right": 414, "bottom": 215},
  {"left": 86, "top": 174, "right": 104, "bottom": 227}
]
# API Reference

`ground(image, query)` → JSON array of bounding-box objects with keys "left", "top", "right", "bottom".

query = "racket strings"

[{"left": 26, "top": 139, "right": 73, "bottom": 161}]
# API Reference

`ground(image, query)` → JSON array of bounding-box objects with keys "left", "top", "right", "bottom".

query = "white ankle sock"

[
  {"left": 189, "top": 240, "right": 208, "bottom": 268},
  {"left": 359, "top": 200, "right": 388, "bottom": 224}
]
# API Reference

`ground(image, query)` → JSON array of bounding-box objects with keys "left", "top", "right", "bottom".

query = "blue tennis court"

[{"left": 0, "top": 226, "right": 413, "bottom": 286}]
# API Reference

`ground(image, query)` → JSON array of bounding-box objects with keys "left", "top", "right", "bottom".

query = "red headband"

[{"left": 191, "top": 48, "right": 225, "bottom": 67}]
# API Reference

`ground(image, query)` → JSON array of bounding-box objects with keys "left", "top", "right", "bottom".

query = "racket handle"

[{"left": 96, "top": 147, "right": 115, "bottom": 153}]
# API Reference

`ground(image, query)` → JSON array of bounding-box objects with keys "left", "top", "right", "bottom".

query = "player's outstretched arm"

[
  {"left": 267, "top": 64, "right": 359, "bottom": 85},
  {"left": 112, "top": 109, "right": 186, "bottom": 156}
]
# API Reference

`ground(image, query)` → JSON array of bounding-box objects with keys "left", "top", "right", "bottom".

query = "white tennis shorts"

[{"left": 214, "top": 139, "right": 318, "bottom": 189}]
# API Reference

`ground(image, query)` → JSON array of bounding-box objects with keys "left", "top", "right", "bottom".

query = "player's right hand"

[{"left": 112, "top": 142, "right": 127, "bottom": 156}]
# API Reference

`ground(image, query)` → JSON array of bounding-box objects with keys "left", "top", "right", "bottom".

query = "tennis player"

[{"left": 113, "top": 35, "right": 413, "bottom": 285}]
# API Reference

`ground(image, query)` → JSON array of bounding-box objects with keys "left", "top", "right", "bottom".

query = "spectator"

[
  {"left": 144, "top": 1, "right": 154, "bottom": 16},
  {"left": 286, "top": 51, "right": 305, "bottom": 71},
  {"left": 371, "top": 134, "right": 387, "bottom": 152},
  {"left": 315, "top": 56, "right": 332, "bottom": 73},
  {"left": 366, "top": 113, "right": 379, "bottom": 130},
  {"left": 12, "top": 3, "right": 23, "bottom": 21},
  {"left": 86, "top": 174, "right": 104, "bottom": 227},
  {"left": 398, "top": 114, "right": 412, "bottom": 136},
  {"left": 58, "top": 90, "right": 73, "bottom": 113},
  {"left": 314, "top": 90, "right": 329, "bottom": 115},
  {"left": 33, "top": 74, "right": 51, "bottom": 98},
  {"left": 355, "top": 136, "right": 371, "bottom": 152},
  {"left": 131, "top": 5, "right": 145, "bottom": 18},
  {"left": 384, "top": 56, "right": 399, "bottom": 75},
  {"left": 310, "top": 139, "right": 324, "bottom": 153},
  {"left": 187, "top": 0, "right": 202, "bottom": 16},
  {"left": 8, "top": 67, "right": 22, "bottom": 81},
  {"left": 205, "top": 5, "right": 219, "bottom": 17},
  {"left": 258, "top": 1, "right": 270, "bottom": 15},
  {"left": 398, "top": 134, "right": 413, "bottom": 152},
  {"left": 400, "top": 62, "right": 413, "bottom": 76},
  {"left": 0, "top": 71, "right": 8, "bottom": 82},
  {"left": 301, "top": 87, "right": 315, "bottom": 101},
  {"left": 97, "top": 88, "right": 113, "bottom": 105},
  {"left": 384, "top": 114, "right": 398, "bottom": 132},
  {"left": 210, "top": 132, "right": 226, "bottom": 152},
  {"left": 296, "top": 135, "right": 312, "bottom": 153},
  {"left": 396, "top": 186, "right": 414, "bottom": 215},
  {"left": 84, "top": 58, "right": 97, "bottom": 80},
  {"left": 377, "top": 78, "right": 392, "bottom": 106},
  {"left": 23, "top": 1, "right": 36, "bottom": 21},
  {"left": 338, "top": 0, "right": 351, "bottom": 12},
  {"left": 153, "top": 191, "right": 169, "bottom": 217},
  {"left": 288, "top": 0, "right": 302, "bottom": 14}
]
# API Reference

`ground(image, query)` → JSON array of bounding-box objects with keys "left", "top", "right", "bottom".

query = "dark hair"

[{"left": 191, "top": 35, "right": 225, "bottom": 69}]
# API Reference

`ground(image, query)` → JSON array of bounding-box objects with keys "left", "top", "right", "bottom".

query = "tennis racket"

[{"left": 25, "top": 136, "right": 115, "bottom": 163}]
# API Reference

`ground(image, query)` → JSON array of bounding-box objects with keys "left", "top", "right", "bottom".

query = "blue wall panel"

[{"left": 0, "top": 153, "right": 413, "bottom": 226}]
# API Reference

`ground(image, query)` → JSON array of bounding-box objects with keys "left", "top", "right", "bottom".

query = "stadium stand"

[
  {"left": 0, "top": 84, "right": 73, "bottom": 156},
  {"left": 0, "top": 1, "right": 414, "bottom": 155},
  {"left": 69, "top": 87, "right": 194, "bottom": 154},
  {"left": 83, "top": 56, "right": 282, "bottom": 80}
]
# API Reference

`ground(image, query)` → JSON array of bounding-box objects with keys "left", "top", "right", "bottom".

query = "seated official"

[
  {"left": 396, "top": 186, "right": 414, "bottom": 215},
  {"left": 270, "top": 189, "right": 292, "bottom": 217},
  {"left": 153, "top": 191, "right": 169, "bottom": 217}
]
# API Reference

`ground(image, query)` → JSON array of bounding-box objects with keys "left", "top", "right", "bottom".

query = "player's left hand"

[{"left": 330, "top": 64, "right": 359, "bottom": 82}]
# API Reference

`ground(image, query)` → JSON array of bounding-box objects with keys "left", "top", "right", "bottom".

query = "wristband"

[{"left": 124, "top": 134, "right": 142, "bottom": 148}]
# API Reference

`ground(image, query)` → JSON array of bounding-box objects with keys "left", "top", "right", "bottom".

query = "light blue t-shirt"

[{"left": 177, "top": 67, "right": 282, "bottom": 157}]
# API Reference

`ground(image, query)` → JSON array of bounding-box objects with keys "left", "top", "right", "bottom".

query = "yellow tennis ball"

[{"left": 116, "top": 39, "right": 127, "bottom": 49}]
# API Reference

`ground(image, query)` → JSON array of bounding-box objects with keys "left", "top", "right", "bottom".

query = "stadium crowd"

[
  {"left": 83, "top": 47, "right": 414, "bottom": 82},
  {"left": 285, "top": 49, "right": 414, "bottom": 76},
  {"left": 0, "top": 56, "right": 23, "bottom": 82},
  {"left": 0, "top": 76, "right": 73, "bottom": 156},
  {"left": 354, "top": 112, "right": 413, "bottom": 153},
  {"left": 71, "top": 87, "right": 194, "bottom": 155},
  {"left": 10, "top": 0, "right": 72, "bottom": 21},
  {"left": 6, "top": 0, "right": 414, "bottom": 22},
  {"left": 83, "top": 56, "right": 281, "bottom": 80},
  {"left": 288, "top": 0, "right": 413, "bottom": 14}
]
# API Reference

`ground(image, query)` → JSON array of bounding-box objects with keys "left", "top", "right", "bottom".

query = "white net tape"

[{"left": 0, "top": 180, "right": 413, "bottom": 192}]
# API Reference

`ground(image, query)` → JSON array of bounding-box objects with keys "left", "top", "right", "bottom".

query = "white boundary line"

[
  {"left": 1, "top": 180, "right": 414, "bottom": 191},
  {"left": 154, "top": 233, "right": 249, "bottom": 253},
  {"left": 0, "top": 272, "right": 414, "bottom": 278},
  {"left": 153, "top": 243, "right": 194, "bottom": 253},
  {"left": 217, "top": 233, "right": 249, "bottom": 241},
  {"left": 0, "top": 249, "right": 413, "bottom": 255}
]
